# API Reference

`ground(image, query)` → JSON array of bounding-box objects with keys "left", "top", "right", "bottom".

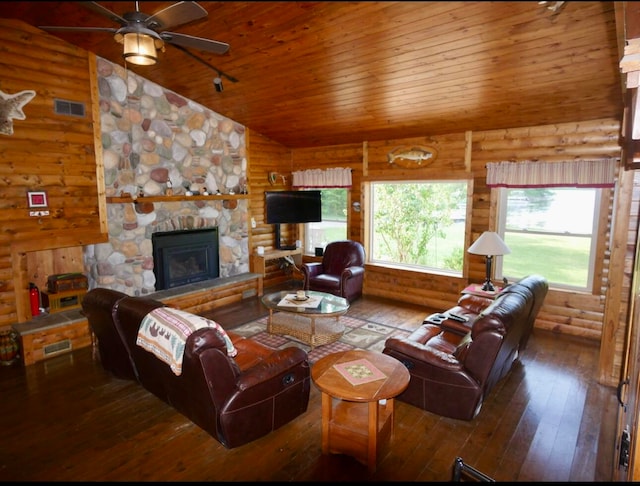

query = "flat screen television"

[{"left": 265, "top": 190, "right": 322, "bottom": 249}]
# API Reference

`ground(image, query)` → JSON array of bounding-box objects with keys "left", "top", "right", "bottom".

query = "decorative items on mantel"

[{"left": 105, "top": 194, "right": 249, "bottom": 203}]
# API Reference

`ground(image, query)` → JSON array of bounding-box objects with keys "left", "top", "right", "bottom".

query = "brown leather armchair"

[{"left": 301, "top": 240, "right": 365, "bottom": 302}]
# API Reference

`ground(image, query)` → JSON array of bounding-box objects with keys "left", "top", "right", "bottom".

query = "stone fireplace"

[
  {"left": 84, "top": 204, "right": 249, "bottom": 296},
  {"left": 82, "top": 57, "right": 250, "bottom": 297},
  {"left": 152, "top": 227, "right": 220, "bottom": 290}
]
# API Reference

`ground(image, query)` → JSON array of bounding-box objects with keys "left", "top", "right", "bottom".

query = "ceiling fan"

[{"left": 39, "top": 1, "right": 230, "bottom": 66}]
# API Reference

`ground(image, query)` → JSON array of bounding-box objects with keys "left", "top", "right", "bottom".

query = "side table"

[
  {"left": 311, "top": 349, "right": 410, "bottom": 473},
  {"left": 461, "top": 283, "right": 503, "bottom": 299}
]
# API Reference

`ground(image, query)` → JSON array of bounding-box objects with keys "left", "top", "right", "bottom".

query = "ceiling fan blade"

[
  {"left": 80, "top": 1, "right": 128, "bottom": 27},
  {"left": 39, "top": 25, "right": 118, "bottom": 35},
  {"left": 161, "top": 32, "right": 229, "bottom": 55},
  {"left": 145, "top": 2, "right": 208, "bottom": 31}
]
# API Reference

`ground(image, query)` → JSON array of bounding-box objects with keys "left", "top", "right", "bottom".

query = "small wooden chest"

[
  {"left": 47, "top": 273, "right": 88, "bottom": 293},
  {"left": 42, "top": 290, "right": 87, "bottom": 314}
]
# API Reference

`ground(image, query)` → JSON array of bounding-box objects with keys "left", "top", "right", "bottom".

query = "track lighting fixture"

[
  {"left": 171, "top": 44, "right": 239, "bottom": 85},
  {"left": 213, "top": 77, "right": 224, "bottom": 92}
]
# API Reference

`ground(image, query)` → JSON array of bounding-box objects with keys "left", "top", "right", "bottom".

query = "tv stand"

[
  {"left": 273, "top": 223, "right": 300, "bottom": 252},
  {"left": 250, "top": 248, "right": 303, "bottom": 285}
]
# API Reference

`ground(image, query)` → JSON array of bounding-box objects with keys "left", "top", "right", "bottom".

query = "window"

[
  {"left": 304, "top": 188, "right": 347, "bottom": 254},
  {"left": 369, "top": 181, "right": 468, "bottom": 273},
  {"left": 496, "top": 187, "right": 600, "bottom": 291}
]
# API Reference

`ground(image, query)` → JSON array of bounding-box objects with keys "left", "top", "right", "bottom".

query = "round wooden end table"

[{"left": 311, "top": 349, "right": 410, "bottom": 473}]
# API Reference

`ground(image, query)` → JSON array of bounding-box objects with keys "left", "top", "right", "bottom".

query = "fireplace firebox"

[{"left": 152, "top": 228, "right": 220, "bottom": 290}]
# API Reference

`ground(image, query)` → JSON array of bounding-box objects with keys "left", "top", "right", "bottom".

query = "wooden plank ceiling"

[{"left": 0, "top": 1, "right": 624, "bottom": 148}]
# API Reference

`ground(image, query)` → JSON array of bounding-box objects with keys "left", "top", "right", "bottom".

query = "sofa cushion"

[{"left": 308, "top": 274, "right": 341, "bottom": 292}]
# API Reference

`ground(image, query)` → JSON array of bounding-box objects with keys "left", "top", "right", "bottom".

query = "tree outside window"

[{"left": 369, "top": 181, "right": 468, "bottom": 273}]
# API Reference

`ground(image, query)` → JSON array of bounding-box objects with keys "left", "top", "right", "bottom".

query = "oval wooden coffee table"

[
  {"left": 261, "top": 290, "right": 349, "bottom": 349},
  {"left": 311, "top": 349, "right": 410, "bottom": 473}
]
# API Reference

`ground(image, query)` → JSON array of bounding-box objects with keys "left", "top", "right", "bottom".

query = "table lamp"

[{"left": 467, "top": 231, "right": 511, "bottom": 291}]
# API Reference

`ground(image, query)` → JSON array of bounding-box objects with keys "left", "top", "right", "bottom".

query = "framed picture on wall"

[{"left": 27, "top": 191, "right": 48, "bottom": 208}]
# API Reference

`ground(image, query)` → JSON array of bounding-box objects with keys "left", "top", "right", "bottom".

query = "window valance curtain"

[
  {"left": 292, "top": 167, "right": 352, "bottom": 188},
  {"left": 486, "top": 159, "right": 618, "bottom": 188}
]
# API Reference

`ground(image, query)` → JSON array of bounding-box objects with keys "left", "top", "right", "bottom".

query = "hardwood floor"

[{"left": 0, "top": 285, "right": 618, "bottom": 481}]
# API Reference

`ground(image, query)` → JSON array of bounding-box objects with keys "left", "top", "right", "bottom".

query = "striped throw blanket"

[{"left": 136, "top": 307, "right": 237, "bottom": 376}]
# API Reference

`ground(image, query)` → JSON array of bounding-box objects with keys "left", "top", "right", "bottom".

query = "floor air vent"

[
  {"left": 43, "top": 339, "right": 72, "bottom": 357},
  {"left": 54, "top": 99, "right": 86, "bottom": 117}
]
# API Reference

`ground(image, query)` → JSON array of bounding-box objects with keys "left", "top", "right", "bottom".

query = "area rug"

[{"left": 230, "top": 314, "right": 413, "bottom": 363}]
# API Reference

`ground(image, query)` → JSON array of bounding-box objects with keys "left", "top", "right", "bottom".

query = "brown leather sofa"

[
  {"left": 301, "top": 240, "right": 365, "bottom": 302},
  {"left": 82, "top": 288, "right": 311, "bottom": 449},
  {"left": 382, "top": 275, "right": 548, "bottom": 420}
]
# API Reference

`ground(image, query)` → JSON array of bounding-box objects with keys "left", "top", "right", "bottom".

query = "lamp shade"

[
  {"left": 123, "top": 32, "right": 158, "bottom": 65},
  {"left": 115, "top": 25, "right": 164, "bottom": 66},
  {"left": 468, "top": 231, "right": 511, "bottom": 256}
]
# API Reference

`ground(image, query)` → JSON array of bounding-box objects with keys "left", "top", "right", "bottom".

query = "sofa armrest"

[
  {"left": 438, "top": 317, "right": 472, "bottom": 335},
  {"left": 301, "top": 262, "right": 324, "bottom": 279},
  {"left": 236, "top": 346, "right": 309, "bottom": 391},
  {"left": 342, "top": 265, "right": 364, "bottom": 278},
  {"left": 457, "top": 293, "right": 493, "bottom": 314},
  {"left": 384, "top": 337, "right": 463, "bottom": 371}
]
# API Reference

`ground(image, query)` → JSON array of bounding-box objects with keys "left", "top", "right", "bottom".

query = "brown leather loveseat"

[
  {"left": 382, "top": 275, "right": 548, "bottom": 420},
  {"left": 82, "top": 288, "right": 311, "bottom": 448}
]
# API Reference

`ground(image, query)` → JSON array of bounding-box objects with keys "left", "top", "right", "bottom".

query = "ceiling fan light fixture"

[
  {"left": 123, "top": 32, "right": 157, "bottom": 65},
  {"left": 115, "top": 26, "right": 164, "bottom": 66}
]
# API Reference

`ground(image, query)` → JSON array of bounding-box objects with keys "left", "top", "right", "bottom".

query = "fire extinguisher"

[{"left": 29, "top": 282, "right": 40, "bottom": 317}]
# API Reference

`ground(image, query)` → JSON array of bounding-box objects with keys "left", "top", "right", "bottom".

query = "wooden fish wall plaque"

[{"left": 388, "top": 145, "right": 438, "bottom": 168}]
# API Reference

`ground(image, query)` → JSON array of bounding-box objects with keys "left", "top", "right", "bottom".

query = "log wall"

[
  {"left": 246, "top": 130, "right": 295, "bottom": 288},
  {"left": 0, "top": 20, "right": 105, "bottom": 327}
]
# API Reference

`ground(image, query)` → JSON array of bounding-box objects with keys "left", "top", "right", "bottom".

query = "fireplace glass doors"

[{"left": 152, "top": 228, "right": 220, "bottom": 290}]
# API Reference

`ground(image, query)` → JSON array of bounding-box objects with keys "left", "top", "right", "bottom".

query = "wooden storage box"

[
  {"left": 42, "top": 289, "right": 87, "bottom": 314},
  {"left": 47, "top": 273, "right": 88, "bottom": 293}
]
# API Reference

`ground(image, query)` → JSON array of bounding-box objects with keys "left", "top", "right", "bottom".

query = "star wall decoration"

[{"left": 0, "top": 88, "right": 36, "bottom": 136}]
